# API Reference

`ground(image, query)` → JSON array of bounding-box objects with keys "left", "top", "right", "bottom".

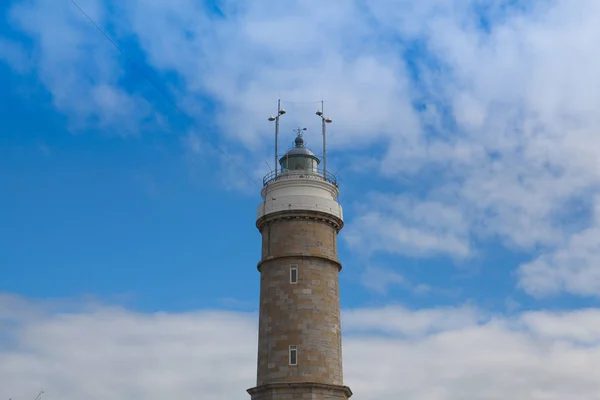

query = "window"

[
  {"left": 290, "top": 264, "right": 298, "bottom": 284},
  {"left": 289, "top": 345, "right": 298, "bottom": 365}
]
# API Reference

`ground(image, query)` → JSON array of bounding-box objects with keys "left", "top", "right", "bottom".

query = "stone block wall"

[
  {"left": 256, "top": 255, "right": 343, "bottom": 386},
  {"left": 255, "top": 212, "right": 344, "bottom": 387},
  {"left": 259, "top": 214, "right": 339, "bottom": 261},
  {"left": 250, "top": 208, "right": 351, "bottom": 399}
]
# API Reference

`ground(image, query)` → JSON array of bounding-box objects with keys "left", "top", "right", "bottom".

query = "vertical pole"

[
  {"left": 275, "top": 99, "right": 280, "bottom": 179},
  {"left": 322, "top": 100, "right": 327, "bottom": 180}
]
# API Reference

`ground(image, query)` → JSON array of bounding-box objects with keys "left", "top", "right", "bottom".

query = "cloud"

[
  {"left": 4, "top": 0, "right": 600, "bottom": 297},
  {"left": 345, "top": 194, "right": 471, "bottom": 258},
  {"left": 516, "top": 195, "right": 600, "bottom": 298},
  {"left": 359, "top": 265, "right": 406, "bottom": 295},
  {"left": 357, "top": 265, "right": 461, "bottom": 298},
  {"left": 343, "top": 304, "right": 483, "bottom": 337},
  {"left": 3, "top": 294, "right": 600, "bottom": 399},
  {"left": 5, "top": 0, "right": 154, "bottom": 134},
  {"left": 518, "top": 226, "right": 600, "bottom": 298},
  {"left": 346, "top": 0, "right": 600, "bottom": 297}
]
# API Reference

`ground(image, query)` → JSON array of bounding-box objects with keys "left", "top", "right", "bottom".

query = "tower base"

[{"left": 247, "top": 382, "right": 352, "bottom": 400}]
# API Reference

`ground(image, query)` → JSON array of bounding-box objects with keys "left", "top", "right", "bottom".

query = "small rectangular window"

[
  {"left": 289, "top": 345, "right": 298, "bottom": 365},
  {"left": 290, "top": 264, "right": 298, "bottom": 284}
]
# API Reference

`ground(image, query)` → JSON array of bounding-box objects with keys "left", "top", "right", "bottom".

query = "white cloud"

[
  {"left": 345, "top": 194, "right": 471, "bottom": 258},
  {"left": 5, "top": 0, "right": 600, "bottom": 297},
  {"left": 516, "top": 195, "right": 600, "bottom": 297},
  {"left": 354, "top": 0, "right": 600, "bottom": 296},
  {"left": 519, "top": 308, "right": 600, "bottom": 345},
  {"left": 5, "top": 0, "right": 154, "bottom": 134},
  {"left": 357, "top": 265, "right": 460, "bottom": 298},
  {"left": 518, "top": 226, "right": 600, "bottom": 298},
  {"left": 361, "top": 266, "right": 407, "bottom": 295},
  {"left": 359, "top": 265, "right": 406, "bottom": 295},
  {"left": 3, "top": 294, "right": 600, "bottom": 399},
  {"left": 344, "top": 304, "right": 483, "bottom": 337}
]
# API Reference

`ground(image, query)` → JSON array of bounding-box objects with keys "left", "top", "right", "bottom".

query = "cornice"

[{"left": 256, "top": 210, "right": 344, "bottom": 233}]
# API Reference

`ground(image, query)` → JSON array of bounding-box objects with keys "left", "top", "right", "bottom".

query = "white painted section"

[{"left": 257, "top": 176, "right": 343, "bottom": 222}]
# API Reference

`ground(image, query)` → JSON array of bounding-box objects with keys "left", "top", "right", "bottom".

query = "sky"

[{"left": 2, "top": 0, "right": 600, "bottom": 398}]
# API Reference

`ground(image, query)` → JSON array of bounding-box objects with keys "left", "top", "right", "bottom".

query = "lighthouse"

[{"left": 247, "top": 104, "right": 353, "bottom": 400}]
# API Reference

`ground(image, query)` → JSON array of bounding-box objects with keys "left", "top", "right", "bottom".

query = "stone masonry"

[{"left": 248, "top": 207, "right": 352, "bottom": 400}]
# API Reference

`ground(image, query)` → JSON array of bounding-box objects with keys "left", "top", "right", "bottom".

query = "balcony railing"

[{"left": 262, "top": 169, "right": 338, "bottom": 186}]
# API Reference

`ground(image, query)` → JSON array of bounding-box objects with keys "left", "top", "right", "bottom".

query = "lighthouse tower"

[{"left": 247, "top": 116, "right": 353, "bottom": 400}]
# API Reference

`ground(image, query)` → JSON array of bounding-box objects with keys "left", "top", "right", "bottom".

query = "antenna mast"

[
  {"left": 268, "top": 100, "right": 286, "bottom": 180},
  {"left": 275, "top": 99, "right": 280, "bottom": 179},
  {"left": 316, "top": 101, "right": 332, "bottom": 180},
  {"left": 322, "top": 100, "right": 326, "bottom": 179}
]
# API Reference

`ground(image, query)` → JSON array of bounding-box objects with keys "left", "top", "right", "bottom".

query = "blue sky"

[{"left": 2, "top": 0, "right": 600, "bottom": 399}]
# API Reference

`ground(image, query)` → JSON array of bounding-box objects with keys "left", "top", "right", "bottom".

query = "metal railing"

[{"left": 262, "top": 169, "right": 338, "bottom": 186}]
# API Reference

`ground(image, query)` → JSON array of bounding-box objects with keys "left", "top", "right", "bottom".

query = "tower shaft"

[{"left": 258, "top": 213, "right": 342, "bottom": 385}]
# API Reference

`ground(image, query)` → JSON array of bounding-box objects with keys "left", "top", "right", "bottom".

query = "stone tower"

[{"left": 247, "top": 128, "right": 352, "bottom": 400}]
